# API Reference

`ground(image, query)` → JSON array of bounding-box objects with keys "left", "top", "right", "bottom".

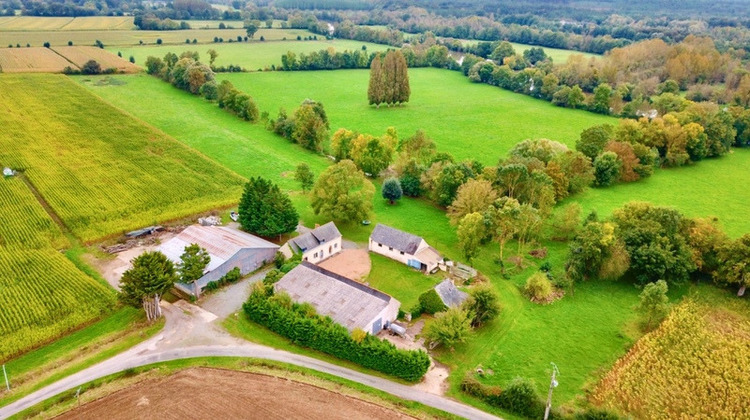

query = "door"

[{"left": 372, "top": 318, "right": 382, "bottom": 334}]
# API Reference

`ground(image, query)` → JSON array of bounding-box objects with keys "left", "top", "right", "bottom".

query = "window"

[
  {"left": 378, "top": 243, "right": 382, "bottom": 247},
  {"left": 314, "top": 252, "right": 318, "bottom": 258},
  {"left": 400, "top": 251, "right": 404, "bottom": 255},
  {"left": 334, "top": 243, "right": 338, "bottom": 249},
  {"left": 389, "top": 247, "right": 393, "bottom": 251}
]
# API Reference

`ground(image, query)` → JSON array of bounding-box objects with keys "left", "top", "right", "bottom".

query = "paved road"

[{"left": 0, "top": 287, "right": 501, "bottom": 420}]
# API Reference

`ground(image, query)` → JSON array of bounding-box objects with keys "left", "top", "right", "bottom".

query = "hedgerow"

[{"left": 243, "top": 285, "right": 430, "bottom": 382}]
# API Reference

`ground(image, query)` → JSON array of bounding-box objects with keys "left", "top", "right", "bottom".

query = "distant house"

[
  {"left": 275, "top": 262, "right": 400, "bottom": 334},
  {"left": 434, "top": 279, "right": 469, "bottom": 308},
  {"left": 157, "top": 225, "right": 279, "bottom": 298},
  {"left": 281, "top": 221, "right": 342, "bottom": 264},
  {"left": 368, "top": 224, "right": 442, "bottom": 273}
]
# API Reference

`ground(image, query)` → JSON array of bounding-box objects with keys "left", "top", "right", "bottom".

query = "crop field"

[
  {"left": 223, "top": 68, "right": 617, "bottom": 163},
  {"left": 0, "top": 27, "right": 318, "bottom": 48},
  {"left": 592, "top": 300, "right": 750, "bottom": 419},
  {"left": 0, "top": 74, "right": 245, "bottom": 242},
  {"left": 0, "top": 47, "right": 72, "bottom": 72},
  {"left": 112, "top": 39, "right": 389, "bottom": 70},
  {"left": 0, "top": 177, "right": 115, "bottom": 362},
  {"left": 51, "top": 46, "right": 139, "bottom": 72},
  {"left": 0, "top": 16, "right": 134, "bottom": 31}
]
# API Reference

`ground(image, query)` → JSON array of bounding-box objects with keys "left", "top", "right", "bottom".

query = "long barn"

[{"left": 158, "top": 225, "right": 279, "bottom": 297}]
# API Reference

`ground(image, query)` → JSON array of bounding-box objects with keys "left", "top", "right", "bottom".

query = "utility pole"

[
  {"left": 543, "top": 362, "right": 559, "bottom": 420},
  {"left": 2, "top": 364, "right": 9, "bottom": 391}
]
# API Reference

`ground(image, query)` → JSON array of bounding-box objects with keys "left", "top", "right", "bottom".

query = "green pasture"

[
  {"left": 111, "top": 39, "right": 389, "bottom": 70},
  {"left": 0, "top": 27, "right": 314, "bottom": 48},
  {"left": 574, "top": 148, "right": 750, "bottom": 238},
  {"left": 222, "top": 68, "right": 616, "bottom": 163}
]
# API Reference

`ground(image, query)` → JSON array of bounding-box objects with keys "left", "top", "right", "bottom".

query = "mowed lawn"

[
  {"left": 0, "top": 74, "right": 245, "bottom": 242},
  {"left": 573, "top": 148, "right": 750, "bottom": 238},
  {"left": 223, "top": 68, "right": 617, "bottom": 164},
  {"left": 111, "top": 39, "right": 389, "bottom": 71}
]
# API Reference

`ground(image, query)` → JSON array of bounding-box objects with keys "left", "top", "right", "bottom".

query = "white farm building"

[
  {"left": 368, "top": 224, "right": 442, "bottom": 273},
  {"left": 158, "top": 225, "right": 279, "bottom": 297},
  {"left": 281, "top": 221, "right": 342, "bottom": 264},
  {"left": 275, "top": 262, "right": 400, "bottom": 334}
]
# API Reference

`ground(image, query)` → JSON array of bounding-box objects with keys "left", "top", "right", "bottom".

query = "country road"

[{"left": 0, "top": 285, "right": 501, "bottom": 420}]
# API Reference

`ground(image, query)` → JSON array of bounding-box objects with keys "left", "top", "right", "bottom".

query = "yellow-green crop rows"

[
  {"left": 0, "top": 74, "right": 245, "bottom": 242},
  {"left": 0, "top": 177, "right": 115, "bottom": 361}
]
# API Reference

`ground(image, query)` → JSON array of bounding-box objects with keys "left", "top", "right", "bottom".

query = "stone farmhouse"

[{"left": 280, "top": 221, "right": 342, "bottom": 264}]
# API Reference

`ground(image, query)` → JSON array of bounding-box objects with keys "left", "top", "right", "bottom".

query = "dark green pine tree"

[{"left": 238, "top": 177, "right": 299, "bottom": 237}]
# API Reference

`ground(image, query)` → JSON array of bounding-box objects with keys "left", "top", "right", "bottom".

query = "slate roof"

[
  {"left": 370, "top": 224, "right": 423, "bottom": 255},
  {"left": 159, "top": 225, "right": 279, "bottom": 272},
  {"left": 290, "top": 222, "right": 341, "bottom": 252},
  {"left": 434, "top": 279, "right": 469, "bottom": 308},
  {"left": 274, "top": 262, "right": 398, "bottom": 331}
]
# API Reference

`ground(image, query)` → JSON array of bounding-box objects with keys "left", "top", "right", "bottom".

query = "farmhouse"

[
  {"left": 434, "top": 279, "right": 469, "bottom": 308},
  {"left": 281, "top": 221, "right": 342, "bottom": 264},
  {"left": 368, "top": 224, "right": 443, "bottom": 273},
  {"left": 158, "top": 225, "right": 279, "bottom": 297},
  {"left": 275, "top": 262, "right": 400, "bottom": 334}
]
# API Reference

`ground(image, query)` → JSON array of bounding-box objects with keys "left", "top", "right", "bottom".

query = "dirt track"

[
  {"left": 56, "top": 368, "right": 414, "bottom": 420},
  {"left": 318, "top": 249, "right": 371, "bottom": 281}
]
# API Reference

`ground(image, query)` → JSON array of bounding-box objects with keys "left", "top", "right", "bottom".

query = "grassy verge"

[
  {"left": 15, "top": 358, "right": 458, "bottom": 420},
  {"left": 366, "top": 253, "right": 442, "bottom": 310},
  {"left": 0, "top": 307, "right": 163, "bottom": 408}
]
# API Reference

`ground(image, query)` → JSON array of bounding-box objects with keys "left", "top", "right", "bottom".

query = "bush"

[
  {"left": 220, "top": 267, "right": 241, "bottom": 284},
  {"left": 243, "top": 286, "right": 430, "bottom": 382},
  {"left": 156, "top": 38, "right": 162, "bottom": 45},
  {"left": 204, "top": 281, "right": 219, "bottom": 291},
  {"left": 43, "top": 42, "right": 50, "bottom": 48},
  {"left": 524, "top": 272, "right": 553, "bottom": 301},
  {"left": 492, "top": 377, "right": 546, "bottom": 418},
  {"left": 418, "top": 289, "right": 447, "bottom": 315},
  {"left": 81, "top": 60, "right": 101, "bottom": 75},
  {"left": 262, "top": 269, "right": 283, "bottom": 285},
  {"left": 574, "top": 408, "right": 623, "bottom": 420}
]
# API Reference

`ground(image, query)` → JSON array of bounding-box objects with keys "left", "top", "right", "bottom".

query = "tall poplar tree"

[{"left": 367, "top": 54, "right": 385, "bottom": 107}]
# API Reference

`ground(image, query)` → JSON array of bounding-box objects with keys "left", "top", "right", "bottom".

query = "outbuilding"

[
  {"left": 434, "top": 279, "right": 469, "bottom": 308},
  {"left": 158, "top": 225, "right": 279, "bottom": 298},
  {"left": 368, "top": 224, "right": 442, "bottom": 273},
  {"left": 275, "top": 261, "right": 400, "bottom": 334}
]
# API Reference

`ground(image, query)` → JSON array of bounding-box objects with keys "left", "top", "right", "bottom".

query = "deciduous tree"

[
  {"left": 120, "top": 251, "right": 177, "bottom": 321},
  {"left": 637, "top": 280, "right": 669, "bottom": 330},
  {"left": 448, "top": 179, "right": 497, "bottom": 225},
  {"left": 382, "top": 177, "right": 403, "bottom": 204},
  {"left": 457, "top": 212, "right": 484, "bottom": 263},
  {"left": 294, "top": 163, "right": 315, "bottom": 192},
  {"left": 422, "top": 307, "right": 473, "bottom": 350},
  {"left": 311, "top": 160, "right": 374, "bottom": 223}
]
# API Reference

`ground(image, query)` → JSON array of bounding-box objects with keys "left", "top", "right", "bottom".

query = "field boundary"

[{"left": 17, "top": 172, "right": 72, "bottom": 239}]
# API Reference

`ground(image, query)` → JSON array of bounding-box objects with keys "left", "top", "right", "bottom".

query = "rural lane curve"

[{"left": 0, "top": 301, "right": 501, "bottom": 420}]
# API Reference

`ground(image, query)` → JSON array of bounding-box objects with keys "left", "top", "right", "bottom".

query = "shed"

[
  {"left": 157, "top": 225, "right": 279, "bottom": 298},
  {"left": 275, "top": 261, "right": 400, "bottom": 334},
  {"left": 434, "top": 279, "right": 469, "bottom": 308}
]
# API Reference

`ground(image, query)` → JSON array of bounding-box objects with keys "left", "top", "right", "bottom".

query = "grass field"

[
  {"left": 365, "top": 253, "right": 442, "bottom": 310},
  {"left": 0, "top": 16, "right": 134, "bottom": 31},
  {"left": 0, "top": 27, "right": 318, "bottom": 48},
  {"left": 592, "top": 295, "right": 750, "bottom": 419},
  {"left": 455, "top": 39, "right": 600, "bottom": 64},
  {"left": 222, "top": 68, "right": 617, "bottom": 163},
  {"left": 0, "top": 74, "right": 245, "bottom": 242},
  {"left": 111, "top": 39, "right": 389, "bottom": 70},
  {"left": 573, "top": 148, "right": 750, "bottom": 238},
  {"left": 0, "top": 46, "right": 72, "bottom": 72},
  {"left": 0, "top": 176, "right": 115, "bottom": 362}
]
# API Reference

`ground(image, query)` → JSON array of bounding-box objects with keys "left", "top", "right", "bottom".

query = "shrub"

[
  {"left": 220, "top": 267, "right": 241, "bottom": 284},
  {"left": 574, "top": 408, "right": 623, "bottom": 420},
  {"left": 524, "top": 272, "right": 553, "bottom": 301},
  {"left": 492, "top": 377, "right": 546, "bottom": 419},
  {"left": 204, "top": 280, "right": 219, "bottom": 291},
  {"left": 43, "top": 42, "right": 50, "bottom": 48},
  {"left": 418, "top": 289, "right": 446, "bottom": 315},
  {"left": 262, "top": 269, "right": 283, "bottom": 285},
  {"left": 156, "top": 38, "right": 162, "bottom": 45},
  {"left": 67, "top": 40, "right": 73, "bottom": 46},
  {"left": 81, "top": 60, "right": 101, "bottom": 75},
  {"left": 243, "top": 286, "right": 430, "bottom": 381}
]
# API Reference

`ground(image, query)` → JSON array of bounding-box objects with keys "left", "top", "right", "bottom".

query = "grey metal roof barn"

[
  {"left": 275, "top": 262, "right": 400, "bottom": 333},
  {"left": 158, "top": 225, "right": 279, "bottom": 297},
  {"left": 288, "top": 221, "right": 341, "bottom": 253},
  {"left": 434, "top": 279, "right": 469, "bottom": 308},
  {"left": 370, "top": 224, "right": 423, "bottom": 254}
]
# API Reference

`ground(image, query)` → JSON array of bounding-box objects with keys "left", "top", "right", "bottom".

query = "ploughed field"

[
  {"left": 56, "top": 368, "right": 414, "bottom": 420},
  {"left": 0, "top": 74, "right": 245, "bottom": 242}
]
